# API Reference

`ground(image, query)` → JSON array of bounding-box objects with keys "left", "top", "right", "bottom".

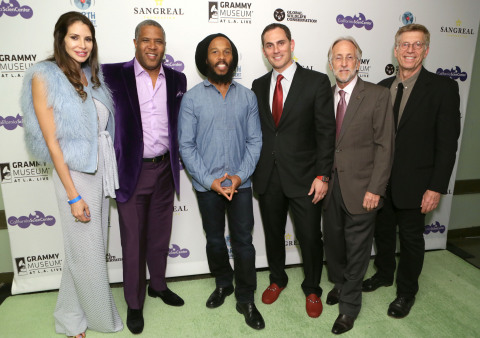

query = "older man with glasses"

[{"left": 362, "top": 23, "right": 460, "bottom": 319}]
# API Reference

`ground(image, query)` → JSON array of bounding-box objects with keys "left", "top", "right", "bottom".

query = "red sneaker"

[{"left": 262, "top": 283, "right": 285, "bottom": 304}]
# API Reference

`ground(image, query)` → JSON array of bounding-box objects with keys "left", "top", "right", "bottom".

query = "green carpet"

[{"left": 0, "top": 250, "right": 479, "bottom": 337}]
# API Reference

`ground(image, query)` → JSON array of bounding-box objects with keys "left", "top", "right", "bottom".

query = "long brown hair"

[{"left": 48, "top": 11, "right": 100, "bottom": 101}]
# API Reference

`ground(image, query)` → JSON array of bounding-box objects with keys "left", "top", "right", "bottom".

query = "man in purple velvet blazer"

[{"left": 102, "top": 20, "right": 187, "bottom": 334}]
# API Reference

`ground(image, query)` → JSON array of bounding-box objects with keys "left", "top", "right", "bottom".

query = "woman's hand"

[{"left": 70, "top": 198, "right": 91, "bottom": 222}]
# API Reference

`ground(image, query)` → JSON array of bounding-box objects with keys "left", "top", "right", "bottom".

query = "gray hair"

[
  {"left": 134, "top": 20, "right": 166, "bottom": 40},
  {"left": 395, "top": 23, "right": 430, "bottom": 49},
  {"left": 327, "top": 36, "right": 362, "bottom": 65}
]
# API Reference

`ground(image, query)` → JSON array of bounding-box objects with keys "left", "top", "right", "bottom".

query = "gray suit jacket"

[{"left": 324, "top": 77, "right": 395, "bottom": 214}]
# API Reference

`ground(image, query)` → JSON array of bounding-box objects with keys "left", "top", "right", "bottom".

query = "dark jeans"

[
  {"left": 196, "top": 187, "right": 256, "bottom": 303},
  {"left": 373, "top": 185, "right": 426, "bottom": 298}
]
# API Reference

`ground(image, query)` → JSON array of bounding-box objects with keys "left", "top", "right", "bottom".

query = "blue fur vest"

[{"left": 21, "top": 61, "right": 114, "bottom": 173}]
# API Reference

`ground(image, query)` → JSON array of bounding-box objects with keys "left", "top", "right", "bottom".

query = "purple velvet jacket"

[{"left": 102, "top": 59, "right": 187, "bottom": 203}]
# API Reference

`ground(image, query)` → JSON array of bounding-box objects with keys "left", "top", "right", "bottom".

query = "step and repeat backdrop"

[{"left": 1, "top": 0, "right": 479, "bottom": 294}]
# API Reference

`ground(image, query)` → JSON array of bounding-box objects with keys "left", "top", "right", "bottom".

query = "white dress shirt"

[
  {"left": 333, "top": 76, "right": 358, "bottom": 117},
  {"left": 269, "top": 61, "right": 297, "bottom": 112}
]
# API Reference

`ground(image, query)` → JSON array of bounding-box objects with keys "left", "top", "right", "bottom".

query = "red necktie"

[
  {"left": 272, "top": 74, "right": 284, "bottom": 127},
  {"left": 336, "top": 90, "right": 346, "bottom": 139}
]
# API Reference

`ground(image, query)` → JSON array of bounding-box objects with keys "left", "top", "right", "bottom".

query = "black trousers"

[
  {"left": 323, "top": 172, "right": 376, "bottom": 318},
  {"left": 196, "top": 188, "right": 257, "bottom": 303},
  {"left": 258, "top": 166, "right": 323, "bottom": 297},
  {"left": 373, "top": 186, "right": 426, "bottom": 298}
]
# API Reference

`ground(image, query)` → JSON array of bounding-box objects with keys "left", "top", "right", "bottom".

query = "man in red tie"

[
  {"left": 251, "top": 23, "right": 336, "bottom": 318},
  {"left": 323, "top": 37, "right": 394, "bottom": 334}
]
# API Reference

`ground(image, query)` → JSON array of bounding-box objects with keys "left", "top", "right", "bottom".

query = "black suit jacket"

[
  {"left": 251, "top": 64, "right": 336, "bottom": 197},
  {"left": 378, "top": 67, "right": 460, "bottom": 209}
]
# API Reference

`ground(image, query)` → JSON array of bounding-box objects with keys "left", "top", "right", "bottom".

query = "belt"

[{"left": 143, "top": 152, "right": 169, "bottom": 163}]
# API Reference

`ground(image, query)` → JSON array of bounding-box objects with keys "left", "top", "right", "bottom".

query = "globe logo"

[
  {"left": 274, "top": 8, "right": 285, "bottom": 22},
  {"left": 73, "top": 0, "right": 92, "bottom": 10},
  {"left": 401, "top": 11, "right": 415, "bottom": 25}
]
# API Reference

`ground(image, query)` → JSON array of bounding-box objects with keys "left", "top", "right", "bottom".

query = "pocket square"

[{"left": 176, "top": 91, "right": 184, "bottom": 98}]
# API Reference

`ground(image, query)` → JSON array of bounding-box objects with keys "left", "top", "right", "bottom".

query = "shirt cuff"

[{"left": 204, "top": 175, "right": 216, "bottom": 191}]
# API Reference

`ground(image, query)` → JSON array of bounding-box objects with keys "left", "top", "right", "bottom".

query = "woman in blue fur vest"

[{"left": 21, "top": 12, "right": 123, "bottom": 338}]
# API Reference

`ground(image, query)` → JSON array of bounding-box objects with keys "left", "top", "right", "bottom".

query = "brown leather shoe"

[
  {"left": 262, "top": 283, "right": 285, "bottom": 304},
  {"left": 326, "top": 287, "right": 341, "bottom": 305},
  {"left": 306, "top": 294, "right": 323, "bottom": 318},
  {"left": 332, "top": 313, "right": 355, "bottom": 334}
]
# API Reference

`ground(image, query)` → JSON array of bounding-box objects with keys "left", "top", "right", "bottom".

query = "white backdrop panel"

[{"left": 0, "top": 0, "right": 478, "bottom": 294}]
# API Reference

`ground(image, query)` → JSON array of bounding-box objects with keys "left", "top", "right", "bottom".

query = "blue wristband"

[{"left": 68, "top": 195, "right": 82, "bottom": 205}]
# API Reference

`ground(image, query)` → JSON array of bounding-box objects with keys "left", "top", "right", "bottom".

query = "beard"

[
  {"left": 206, "top": 61, "right": 235, "bottom": 85},
  {"left": 333, "top": 69, "right": 357, "bottom": 85}
]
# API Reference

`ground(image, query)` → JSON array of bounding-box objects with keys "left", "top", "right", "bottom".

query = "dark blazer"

[
  {"left": 324, "top": 77, "right": 395, "bottom": 214},
  {"left": 378, "top": 67, "right": 460, "bottom": 209},
  {"left": 251, "top": 64, "right": 336, "bottom": 197},
  {"left": 102, "top": 59, "right": 187, "bottom": 203}
]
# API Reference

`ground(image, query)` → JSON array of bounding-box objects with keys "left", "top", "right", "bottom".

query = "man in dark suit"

[
  {"left": 251, "top": 23, "right": 336, "bottom": 318},
  {"left": 323, "top": 37, "right": 394, "bottom": 334},
  {"left": 362, "top": 24, "right": 460, "bottom": 319},
  {"left": 102, "top": 20, "right": 187, "bottom": 334}
]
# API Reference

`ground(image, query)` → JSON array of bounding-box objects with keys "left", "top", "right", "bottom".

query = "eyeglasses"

[
  {"left": 397, "top": 41, "right": 425, "bottom": 50},
  {"left": 332, "top": 55, "right": 357, "bottom": 63}
]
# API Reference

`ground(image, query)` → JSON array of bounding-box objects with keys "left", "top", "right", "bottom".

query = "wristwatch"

[{"left": 317, "top": 176, "right": 329, "bottom": 182}]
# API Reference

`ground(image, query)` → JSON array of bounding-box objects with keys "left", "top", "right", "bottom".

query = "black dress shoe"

[
  {"left": 332, "top": 314, "right": 355, "bottom": 335},
  {"left": 127, "top": 308, "right": 144, "bottom": 334},
  {"left": 206, "top": 286, "right": 234, "bottom": 308},
  {"left": 387, "top": 296, "right": 415, "bottom": 318},
  {"left": 362, "top": 274, "right": 393, "bottom": 292},
  {"left": 236, "top": 302, "right": 265, "bottom": 330},
  {"left": 148, "top": 286, "right": 184, "bottom": 306},
  {"left": 326, "top": 288, "right": 341, "bottom": 305}
]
